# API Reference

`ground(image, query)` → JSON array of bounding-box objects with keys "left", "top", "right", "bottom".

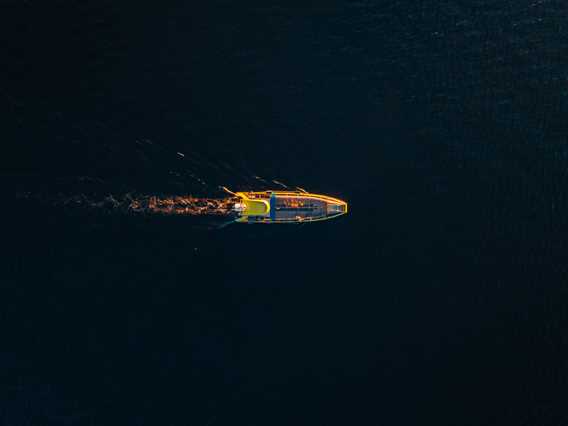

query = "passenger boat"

[{"left": 222, "top": 187, "right": 348, "bottom": 224}]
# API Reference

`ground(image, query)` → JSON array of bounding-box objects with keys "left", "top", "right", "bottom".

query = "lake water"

[{"left": 4, "top": 1, "right": 568, "bottom": 425}]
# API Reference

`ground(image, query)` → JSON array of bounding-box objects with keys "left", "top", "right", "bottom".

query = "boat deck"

[{"left": 271, "top": 195, "right": 328, "bottom": 221}]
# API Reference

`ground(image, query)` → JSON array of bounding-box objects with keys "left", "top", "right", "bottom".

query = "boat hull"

[{"left": 232, "top": 190, "right": 348, "bottom": 224}]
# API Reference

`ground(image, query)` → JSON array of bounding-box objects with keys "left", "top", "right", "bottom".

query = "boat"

[{"left": 222, "top": 187, "right": 348, "bottom": 224}]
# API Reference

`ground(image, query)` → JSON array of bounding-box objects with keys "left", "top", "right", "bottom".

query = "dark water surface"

[{"left": 3, "top": 1, "right": 568, "bottom": 425}]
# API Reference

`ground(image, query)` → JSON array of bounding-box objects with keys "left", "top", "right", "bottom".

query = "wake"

[{"left": 16, "top": 192, "right": 238, "bottom": 217}]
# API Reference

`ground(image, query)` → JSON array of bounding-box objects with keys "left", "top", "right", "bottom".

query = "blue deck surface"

[{"left": 269, "top": 193, "right": 276, "bottom": 222}]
